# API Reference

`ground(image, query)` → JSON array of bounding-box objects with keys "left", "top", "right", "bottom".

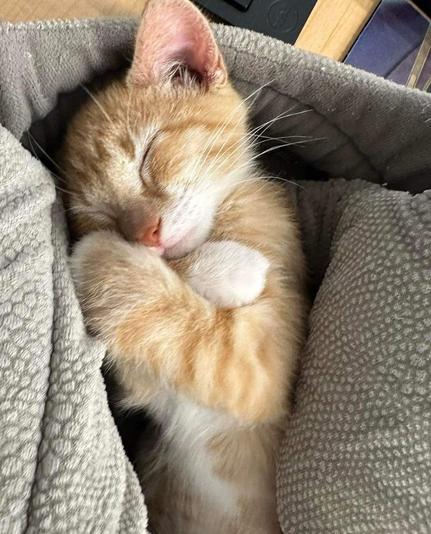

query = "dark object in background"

[
  {"left": 345, "top": 0, "right": 431, "bottom": 92},
  {"left": 408, "top": 0, "right": 431, "bottom": 21},
  {"left": 193, "top": 0, "right": 317, "bottom": 44}
]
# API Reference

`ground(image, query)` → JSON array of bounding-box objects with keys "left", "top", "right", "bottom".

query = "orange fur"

[{"left": 61, "top": 0, "right": 307, "bottom": 532}]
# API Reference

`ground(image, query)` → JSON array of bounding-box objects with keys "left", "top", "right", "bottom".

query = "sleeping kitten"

[{"left": 62, "top": 0, "right": 306, "bottom": 532}]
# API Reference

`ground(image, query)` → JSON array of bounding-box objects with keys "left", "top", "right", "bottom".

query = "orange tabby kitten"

[{"left": 62, "top": 0, "right": 306, "bottom": 532}]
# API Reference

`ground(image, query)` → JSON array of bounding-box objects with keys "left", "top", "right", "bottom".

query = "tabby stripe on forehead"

[{"left": 117, "top": 134, "right": 136, "bottom": 160}]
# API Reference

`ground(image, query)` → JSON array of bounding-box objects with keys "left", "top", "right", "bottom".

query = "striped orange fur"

[{"left": 62, "top": 1, "right": 307, "bottom": 532}]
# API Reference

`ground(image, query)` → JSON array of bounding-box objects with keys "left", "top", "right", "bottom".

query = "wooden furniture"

[
  {"left": 296, "top": 0, "right": 380, "bottom": 59},
  {"left": 0, "top": 0, "right": 380, "bottom": 61}
]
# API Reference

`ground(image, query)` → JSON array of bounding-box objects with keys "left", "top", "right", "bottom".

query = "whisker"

[
  {"left": 252, "top": 136, "right": 326, "bottom": 152},
  {"left": 204, "top": 135, "right": 322, "bottom": 194},
  {"left": 53, "top": 182, "right": 80, "bottom": 198},
  {"left": 195, "top": 109, "right": 317, "bottom": 183},
  {"left": 26, "top": 133, "right": 78, "bottom": 198},
  {"left": 189, "top": 81, "right": 275, "bottom": 184},
  {"left": 253, "top": 134, "right": 314, "bottom": 142},
  {"left": 26, "top": 131, "right": 75, "bottom": 186},
  {"left": 263, "top": 175, "right": 304, "bottom": 189},
  {"left": 248, "top": 108, "right": 313, "bottom": 138},
  {"left": 233, "top": 139, "right": 322, "bottom": 173},
  {"left": 81, "top": 84, "right": 115, "bottom": 127},
  {"left": 203, "top": 106, "right": 301, "bottom": 173},
  {"left": 191, "top": 102, "right": 311, "bottom": 190},
  {"left": 241, "top": 79, "right": 276, "bottom": 112},
  {"left": 207, "top": 107, "right": 309, "bottom": 170}
]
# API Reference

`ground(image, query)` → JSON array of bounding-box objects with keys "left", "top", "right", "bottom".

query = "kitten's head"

[{"left": 62, "top": 0, "right": 253, "bottom": 259}]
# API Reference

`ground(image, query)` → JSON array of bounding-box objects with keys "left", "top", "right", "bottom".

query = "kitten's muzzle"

[
  {"left": 135, "top": 217, "right": 161, "bottom": 247},
  {"left": 119, "top": 205, "right": 162, "bottom": 247}
]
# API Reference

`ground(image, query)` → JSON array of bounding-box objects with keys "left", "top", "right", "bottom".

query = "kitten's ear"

[{"left": 128, "top": 0, "right": 227, "bottom": 88}]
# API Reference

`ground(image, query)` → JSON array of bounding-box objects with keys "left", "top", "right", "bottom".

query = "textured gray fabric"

[
  {"left": 0, "top": 17, "right": 430, "bottom": 534},
  {"left": 0, "top": 127, "right": 147, "bottom": 533},
  {"left": 0, "top": 19, "right": 137, "bottom": 140},
  {"left": 279, "top": 180, "right": 431, "bottom": 533}
]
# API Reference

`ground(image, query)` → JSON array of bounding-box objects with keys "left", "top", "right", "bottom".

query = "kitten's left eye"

[{"left": 140, "top": 133, "right": 159, "bottom": 177}]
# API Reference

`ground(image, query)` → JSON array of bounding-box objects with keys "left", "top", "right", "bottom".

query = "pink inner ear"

[{"left": 129, "top": 0, "right": 226, "bottom": 87}]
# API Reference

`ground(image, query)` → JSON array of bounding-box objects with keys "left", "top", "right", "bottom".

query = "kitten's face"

[
  {"left": 61, "top": 0, "right": 252, "bottom": 259},
  {"left": 62, "top": 81, "right": 251, "bottom": 259}
]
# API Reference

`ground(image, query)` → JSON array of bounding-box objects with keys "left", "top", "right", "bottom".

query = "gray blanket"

[{"left": 0, "top": 19, "right": 430, "bottom": 533}]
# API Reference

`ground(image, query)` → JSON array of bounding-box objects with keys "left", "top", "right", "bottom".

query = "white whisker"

[
  {"left": 81, "top": 84, "right": 115, "bottom": 127},
  {"left": 194, "top": 109, "right": 318, "bottom": 187},
  {"left": 189, "top": 81, "right": 275, "bottom": 184},
  {"left": 26, "top": 132, "right": 81, "bottom": 196}
]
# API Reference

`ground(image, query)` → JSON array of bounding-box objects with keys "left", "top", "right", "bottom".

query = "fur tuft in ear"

[{"left": 128, "top": 0, "right": 227, "bottom": 88}]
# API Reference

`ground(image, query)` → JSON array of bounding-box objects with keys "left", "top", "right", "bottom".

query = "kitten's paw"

[
  {"left": 71, "top": 230, "right": 116, "bottom": 289},
  {"left": 71, "top": 230, "right": 143, "bottom": 289},
  {"left": 187, "top": 240, "right": 270, "bottom": 307},
  {"left": 71, "top": 230, "right": 163, "bottom": 333}
]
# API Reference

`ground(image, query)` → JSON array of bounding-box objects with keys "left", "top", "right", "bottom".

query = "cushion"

[{"left": 279, "top": 180, "right": 431, "bottom": 532}]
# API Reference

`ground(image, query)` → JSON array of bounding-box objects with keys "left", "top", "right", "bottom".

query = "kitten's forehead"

[
  {"left": 64, "top": 81, "right": 249, "bottom": 202},
  {"left": 183, "top": 125, "right": 211, "bottom": 142}
]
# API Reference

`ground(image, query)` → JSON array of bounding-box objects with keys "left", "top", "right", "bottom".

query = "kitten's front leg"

[
  {"left": 170, "top": 241, "right": 270, "bottom": 308},
  {"left": 72, "top": 231, "right": 289, "bottom": 423},
  {"left": 71, "top": 231, "right": 177, "bottom": 338}
]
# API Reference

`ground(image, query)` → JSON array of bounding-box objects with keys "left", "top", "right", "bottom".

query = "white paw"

[{"left": 186, "top": 240, "right": 270, "bottom": 308}]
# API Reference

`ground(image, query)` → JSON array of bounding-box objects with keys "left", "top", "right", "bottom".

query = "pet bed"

[{"left": 0, "top": 19, "right": 430, "bottom": 533}]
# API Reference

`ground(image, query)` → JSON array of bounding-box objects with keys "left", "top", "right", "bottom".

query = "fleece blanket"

[{"left": 0, "top": 18, "right": 430, "bottom": 533}]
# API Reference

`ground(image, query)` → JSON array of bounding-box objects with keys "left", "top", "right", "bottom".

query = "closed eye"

[{"left": 140, "top": 132, "right": 159, "bottom": 180}]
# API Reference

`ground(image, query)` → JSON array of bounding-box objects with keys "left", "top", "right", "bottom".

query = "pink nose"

[{"left": 135, "top": 217, "right": 162, "bottom": 247}]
